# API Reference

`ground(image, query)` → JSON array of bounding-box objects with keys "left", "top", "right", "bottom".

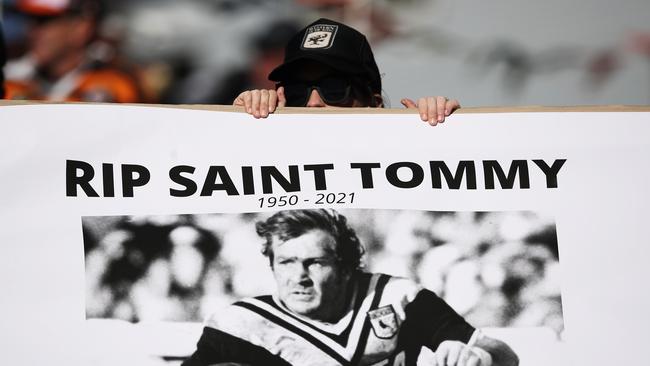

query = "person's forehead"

[{"left": 273, "top": 229, "right": 337, "bottom": 258}]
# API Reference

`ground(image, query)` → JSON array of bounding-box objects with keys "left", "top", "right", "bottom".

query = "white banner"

[{"left": 0, "top": 104, "right": 649, "bottom": 365}]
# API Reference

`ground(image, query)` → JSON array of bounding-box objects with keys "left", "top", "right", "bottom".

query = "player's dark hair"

[{"left": 255, "top": 209, "right": 365, "bottom": 272}]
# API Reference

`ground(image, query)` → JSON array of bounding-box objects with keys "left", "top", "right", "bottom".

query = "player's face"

[{"left": 272, "top": 229, "right": 349, "bottom": 322}]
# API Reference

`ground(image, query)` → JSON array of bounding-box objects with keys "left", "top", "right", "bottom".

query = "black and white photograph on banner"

[{"left": 83, "top": 209, "right": 563, "bottom": 365}]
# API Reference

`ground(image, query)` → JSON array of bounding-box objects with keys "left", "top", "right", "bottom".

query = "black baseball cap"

[{"left": 268, "top": 18, "right": 382, "bottom": 94}]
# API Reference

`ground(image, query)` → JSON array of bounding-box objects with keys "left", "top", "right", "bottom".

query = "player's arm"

[
  {"left": 400, "top": 285, "right": 518, "bottom": 366},
  {"left": 434, "top": 331, "right": 518, "bottom": 366},
  {"left": 473, "top": 332, "right": 518, "bottom": 366}
]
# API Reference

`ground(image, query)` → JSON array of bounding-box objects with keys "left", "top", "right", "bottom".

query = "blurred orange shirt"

[{"left": 4, "top": 68, "right": 141, "bottom": 103}]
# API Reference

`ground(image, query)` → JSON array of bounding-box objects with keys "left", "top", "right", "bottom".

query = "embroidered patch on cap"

[
  {"left": 367, "top": 305, "right": 398, "bottom": 339},
  {"left": 301, "top": 24, "right": 338, "bottom": 49}
]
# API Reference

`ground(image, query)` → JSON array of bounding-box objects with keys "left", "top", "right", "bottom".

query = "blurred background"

[
  {"left": 1, "top": 0, "right": 649, "bottom": 106},
  {"left": 83, "top": 210, "right": 563, "bottom": 332}
]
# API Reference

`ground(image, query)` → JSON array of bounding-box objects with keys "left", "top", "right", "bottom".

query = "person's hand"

[
  {"left": 401, "top": 96, "right": 461, "bottom": 126},
  {"left": 434, "top": 340, "right": 493, "bottom": 366},
  {"left": 233, "top": 87, "right": 287, "bottom": 118}
]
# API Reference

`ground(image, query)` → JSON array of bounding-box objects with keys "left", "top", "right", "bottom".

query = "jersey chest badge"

[{"left": 367, "top": 305, "right": 398, "bottom": 339}]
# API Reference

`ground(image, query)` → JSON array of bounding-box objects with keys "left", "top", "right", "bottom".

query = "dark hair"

[
  {"left": 349, "top": 76, "right": 383, "bottom": 108},
  {"left": 255, "top": 209, "right": 365, "bottom": 271}
]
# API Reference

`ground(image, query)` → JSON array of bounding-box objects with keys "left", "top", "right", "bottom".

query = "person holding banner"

[
  {"left": 233, "top": 18, "right": 460, "bottom": 126},
  {"left": 184, "top": 209, "right": 519, "bottom": 366}
]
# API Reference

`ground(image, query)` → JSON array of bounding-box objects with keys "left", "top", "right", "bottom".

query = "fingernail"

[
  {"left": 438, "top": 115, "right": 443, "bottom": 122},
  {"left": 421, "top": 114, "right": 426, "bottom": 120},
  {"left": 445, "top": 109, "right": 450, "bottom": 115}
]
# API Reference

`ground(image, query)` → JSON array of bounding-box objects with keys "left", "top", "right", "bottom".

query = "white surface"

[{"left": 0, "top": 104, "right": 649, "bottom": 364}]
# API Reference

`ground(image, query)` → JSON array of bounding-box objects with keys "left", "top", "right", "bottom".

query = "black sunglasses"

[{"left": 279, "top": 76, "right": 355, "bottom": 107}]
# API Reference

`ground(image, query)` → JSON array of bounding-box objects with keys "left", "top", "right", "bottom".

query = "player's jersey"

[{"left": 183, "top": 273, "right": 475, "bottom": 366}]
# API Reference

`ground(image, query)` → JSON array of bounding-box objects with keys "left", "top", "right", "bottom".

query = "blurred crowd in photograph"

[
  {"left": 3, "top": 0, "right": 650, "bottom": 104},
  {"left": 83, "top": 210, "right": 564, "bottom": 338}
]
